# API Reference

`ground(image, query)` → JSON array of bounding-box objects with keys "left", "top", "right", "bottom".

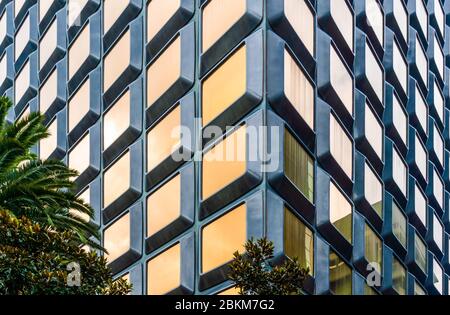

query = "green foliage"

[
  {"left": 0, "top": 210, "right": 131, "bottom": 295},
  {"left": 0, "top": 96, "right": 99, "bottom": 247},
  {"left": 228, "top": 237, "right": 309, "bottom": 295}
]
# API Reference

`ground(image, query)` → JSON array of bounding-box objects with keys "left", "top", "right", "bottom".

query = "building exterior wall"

[{"left": 1, "top": 0, "right": 450, "bottom": 295}]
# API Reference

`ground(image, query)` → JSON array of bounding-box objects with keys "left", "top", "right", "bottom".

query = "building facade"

[{"left": 1, "top": 0, "right": 450, "bottom": 295}]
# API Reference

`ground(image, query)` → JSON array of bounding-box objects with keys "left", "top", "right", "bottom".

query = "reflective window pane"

[
  {"left": 330, "top": 115, "right": 352, "bottom": 178},
  {"left": 416, "top": 135, "right": 427, "bottom": 180},
  {"left": 104, "top": 151, "right": 130, "bottom": 208},
  {"left": 392, "top": 147, "right": 407, "bottom": 196},
  {"left": 68, "top": 22, "right": 90, "bottom": 80},
  {"left": 67, "top": 0, "right": 89, "bottom": 27},
  {"left": 393, "top": 0, "right": 408, "bottom": 40},
  {"left": 366, "top": 0, "right": 384, "bottom": 46},
  {"left": 392, "top": 94, "right": 407, "bottom": 145},
  {"left": 329, "top": 181, "right": 352, "bottom": 243},
  {"left": 39, "top": 18, "right": 57, "bottom": 69},
  {"left": 392, "top": 202, "right": 407, "bottom": 248},
  {"left": 434, "top": 83, "right": 444, "bottom": 124},
  {"left": 284, "top": 0, "right": 315, "bottom": 55},
  {"left": 104, "top": 212, "right": 130, "bottom": 262},
  {"left": 434, "top": 35, "right": 444, "bottom": 78},
  {"left": 365, "top": 103, "right": 383, "bottom": 159},
  {"left": 15, "top": 14, "right": 30, "bottom": 61},
  {"left": 433, "top": 169, "right": 444, "bottom": 210},
  {"left": 330, "top": 46, "right": 353, "bottom": 115},
  {"left": 365, "top": 224, "right": 383, "bottom": 273},
  {"left": 201, "top": 204, "right": 246, "bottom": 273},
  {"left": 147, "top": 243, "right": 180, "bottom": 295},
  {"left": 68, "top": 133, "right": 90, "bottom": 176},
  {"left": 40, "top": 118, "right": 57, "bottom": 160},
  {"left": 434, "top": 125, "right": 444, "bottom": 167},
  {"left": 366, "top": 42, "right": 383, "bottom": 103},
  {"left": 393, "top": 39, "right": 407, "bottom": 93},
  {"left": 392, "top": 257, "right": 406, "bottom": 295},
  {"left": 415, "top": 233, "right": 427, "bottom": 273},
  {"left": 103, "top": 90, "right": 131, "bottom": 150},
  {"left": 433, "top": 257, "right": 443, "bottom": 294},
  {"left": 416, "top": 0, "right": 428, "bottom": 40},
  {"left": 202, "top": 45, "right": 246, "bottom": 126},
  {"left": 330, "top": 0, "right": 353, "bottom": 51},
  {"left": 416, "top": 36, "right": 428, "bottom": 87},
  {"left": 68, "top": 78, "right": 90, "bottom": 132},
  {"left": 15, "top": 59, "right": 30, "bottom": 105},
  {"left": 329, "top": 250, "right": 352, "bottom": 295},
  {"left": 103, "top": 0, "right": 129, "bottom": 34},
  {"left": 39, "top": 68, "right": 57, "bottom": 114},
  {"left": 415, "top": 183, "right": 427, "bottom": 227},
  {"left": 433, "top": 213, "right": 443, "bottom": 251},
  {"left": 415, "top": 84, "right": 428, "bottom": 133},
  {"left": 104, "top": 29, "right": 130, "bottom": 92},
  {"left": 147, "top": 0, "right": 180, "bottom": 43}
]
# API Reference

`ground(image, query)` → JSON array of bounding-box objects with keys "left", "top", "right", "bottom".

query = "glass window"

[
  {"left": 147, "top": 36, "right": 181, "bottom": 106},
  {"left": 14, "top": 0, "right": 25, "bottom": 17},
  {"left": 329, "top": 181, "right": 352, "bottom": 243},
  {"left": 415, "top": 233, "right": 427, "bottom": 273},
  {"left": 433, "top": 213, "right": 443, "bottom": 251},
  {"left": 415, "top": 136, "right": 427, "bottom": 180},
  {"left": 0, "top": 10, "right": 6, "bottom": 44},
  {"left": 104, "top": 212, "right": 130, "bottom": 262},
  {"left": 39, "top": 68, "right": 57, "bottom": 114},
  {"left": 202, "top": 125, "right": 247, "bottom": 200},
  {"left": 416, "top": 35, "right": 428, "bottom": 87},
  {"left": 67, "top": 0, "right": 89, "bottom": 27},
  {"left": 202, "top": 45, "right": 246, "bottom": 126},
  {"left": 393, "top": 39, "right": 408, "bottom": 93},
  {"left": 39, "top": 18, "right": 57, "bottom": 69},
  {"left": 365, "top": 103, "right": 383, "bottom": 159},
  {"left": 68, "top": 22, "right": 90, "bottom": 80},
  {"left": 393, "top": 0, "right": 408, "bottom": 40},
  {"left": 284, "top": 0, "right": 315, "bottom": 55},
  {"left": 434, "top": 125, "right": 444, "bottom": 167},
  {"left": 329, "top": 250, "right": 352, "bottom": 295},
  {"left": 433, "top": 257, "right": 443, "bottom": 294},
  {"left": 392, "top": 257, "right": 406, "bottom": 295},
  {"left": 433, "top": 169, "right": 444, "bottom": 210},
  {"left": 15, "top": 60, "right": 30, "bottom": 105},
  {"left": 104, "top": 29, "right": 130, "bottom": 92},
  {"left": 104, "top": 151, "right": 130, "bottom": 208},
  {"left": 147, "top": 0, "right": 180, "bottom": 43},
  {"left": 415, "top": 183, "right": 427, "bottom": 227},
  {"left": 201, "top": 204, "right": 246, "bottom": 273},
  {"left": 392, "top": 202, "right": 407, "bottom": 248},
  {"left": 68, "top": 133, "right": 90, "bottom": 176},
  {"left": 366, "top": 0, "right": 384, "bottom": 46},
  {"left": 414, "top": 281, "right": 426, "bottom": 295},
  {"left": 434, "top": 0, "right": 445, "bottom": 35},
  {"left": 365, "top": 162, "right": 383, "bottom": 217},
  {"left": 416, "top": 0, "right": 428, "bottom": 40},
  {"left": 103, "top": 90, "right": 131, "bottom": 150},
  {"left": 147, "top": 105, "right": 181, "bottom": 172},
  {"left": 284, "top": 49, "right": 314, "bottom": 129},
  {"left": 366, "top": 42, "right": 383, "bottom": 103},
  {"left": 434, "top": 35, "right": 444, "bottom": 78},
  {"left": 147, "top": 243, "right": 180, "bottom": 295},
  {"left": 365, "top": 224, "right": 383, "bottom": 273},
  {"left": 434, "top": 82, "right": 444, "bottom": 124},
  {"left": 392, "top": 93, "right": 407, "bottom": 145},
  {"left": 0, "top": 53, "right": 7, "bottom": 86},
  {"left": 68, "top": 78, "right": 90, "bottom": 132},
  {"left": 284, "top": 207, "right": 314, "bottom": 274},
  {"left": 15, "top": 14, "right": 30, "bottom": 61},
  {"left": 39, "top": 0, "right": 53, "bottom": 21},
  {"left": 147, "top": 174, "right": 180, "bottom": 237},
  {"left": 415, "top": 84, "right": 428, "bottom": 134},
  {"left": 284, "top": 129, "right": 314, "bottom": 202},
  {"left": 330, "top": 45, "right": 353, "bottom": 115},
  {"left": 103, "top": 0, "right": 129, "bottom": 34},
  {"left": 330, "top": 115, "right": 352, "bottom": 178},
  {"left": 330, "top": 0, "right": 353, "bottom": 51},
  {"left": 201, "top": 0, "right": 246, "bottom": 52},
  {"left": 218, "top": 287, "right": 240, "bottom": 295},
  {"left": 40, "top": 118, "right": 57, "bottom": 160},
  {"left": 392, "top": 147, "right": 407, "bottom": 197}
]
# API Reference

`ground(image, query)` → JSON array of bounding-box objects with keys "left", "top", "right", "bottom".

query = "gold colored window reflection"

[
  {"left": 284, "top": 0, "right": 315, "bottom": 55},
  {"left": 40, "top": 118, "right": 57, "bottom": 160},
  {"left": 147, "top": 243, "right": 181, "bottom": 295},
  {"left": 284, "top": 207, "right": 314, "bottom": 275},
  {"left": 39, "top": 68, "right": 58, "bottom": 114},
  {"left": 284, "top": 129, "right": 314, "bottom": 202},
  {"left": 202, "top": 0, "right": 246, "bottom": 52},
  {"left": 147, "top": 174, "right": 181, "bottom": 237},
  {"left": 218, "top": 287, "right": 240, "bottom": 295},
  {"left": 103, "top": 0, "right": 129, "bottom": 34},
  {"left": 392, "top": 258, "right": 406, "bottom": 295},
  {"left": 104, "top": 212, "right": 130, "bottom": 262},
  {"left": 202, "top": 125, "right": 247, "bottom": 200},
  {"left": 147, "top": 36, "right": 181, "bottom": 106},
  {"left": 147, "top": 105, "right": 181, "bottom": 172},
  {"left": 68, "top": 78, "right": 90, "bottom": 132},
  {"left": 104, "top": 29, "right": 130, "bottom": 92},
  {"left": 68, "top": 133, "right": 90, "bottom": 176},
  {"left": 201, "top": 204, "right": 246, "bottom": 273},
  {"left": 104, "top": 151, "right": 130, "bottom": 208},
  {"left": 415, "top": 234, "right": 427, "bottom": 273},
  {"left": 284, "top": 49, "right": 314, "bottom": 129},
  {"left": 147, "top": 0, "right": 180, "bottom": 43},
  {"left": 103, "top": 90, "right": 131, "bottom": 150},
  {"left": 329, "top": 250, "right": 352, "bottom": 295},
  {"left": 202, "top": 45, "right": 246, "bottom": 126},
  {"left": 68, "top": 22, "right": 90, "bottom": 80},
  {"left": 329, "top": 182, "right": 352, "bottom": 243},
  {"left": 365, "top": 224, "right": 383, "bottom": 273}
]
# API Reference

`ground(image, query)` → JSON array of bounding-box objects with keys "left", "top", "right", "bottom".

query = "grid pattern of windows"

[{"left": 2, "top": 0, "right": 449, "bottom": 296}]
